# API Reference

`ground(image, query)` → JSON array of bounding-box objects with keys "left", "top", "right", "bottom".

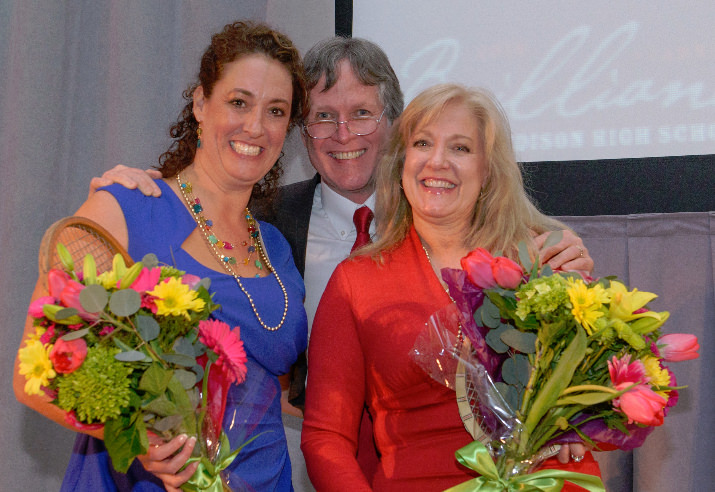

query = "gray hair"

[{"left": 303, "top": 37, "right": 404, "bottom": 122}]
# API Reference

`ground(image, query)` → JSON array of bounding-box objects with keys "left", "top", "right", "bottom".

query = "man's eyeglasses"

[{"left": 303, "top": 109, "right": 386, "bottom": 139}]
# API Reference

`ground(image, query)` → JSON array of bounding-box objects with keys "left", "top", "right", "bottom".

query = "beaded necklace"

[
  {"left": 177, "top": 173, "right": 288, "bottom": 331},
  {"left": 421, "top": 241, "right": 464, "bottom": 356}
]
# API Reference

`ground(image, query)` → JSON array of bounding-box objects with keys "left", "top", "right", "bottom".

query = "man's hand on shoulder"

[{"left": 88, "top": 165, "right": 163, "bottom": 199}]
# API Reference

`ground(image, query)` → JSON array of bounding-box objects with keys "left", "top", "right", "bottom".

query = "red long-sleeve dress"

[{"left": 302, "top": 227, "right": 600, "bottom": 491}]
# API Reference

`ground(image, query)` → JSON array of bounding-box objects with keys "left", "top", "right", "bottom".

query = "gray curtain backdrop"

[{"left": 1, "top": 2, "right": 712, "bottom": 492}]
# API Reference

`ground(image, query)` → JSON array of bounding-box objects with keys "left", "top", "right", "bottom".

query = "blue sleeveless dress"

[{"left": 60, "top": 180, "right": 308, "bottom": 491}]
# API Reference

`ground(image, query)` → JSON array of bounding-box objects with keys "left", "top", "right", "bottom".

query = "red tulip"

[
  {"left": 47, "top": 269, "right": 71, "bottom": 298},
  {"left": 461, "top": 248, "right": 497, "bottom": 289},
  {"left": 615, "top": 384, "right": 667, "bottom": 426},
  {"left": 658, "top": 334, "right": 700, "bottom": 362},
  {"left": 60, "top": 279, "right": 85, "bottom": 310},
  {"left": 491, "top": 256, "right": 524, "bottom": 289},
  {"left": 49, "top": 338, "right": 88, "bottom": 374}
]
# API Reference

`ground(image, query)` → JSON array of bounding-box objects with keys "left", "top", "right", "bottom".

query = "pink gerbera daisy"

[{"left": 198, "top": 319, "right": 248, "bottom": 385}]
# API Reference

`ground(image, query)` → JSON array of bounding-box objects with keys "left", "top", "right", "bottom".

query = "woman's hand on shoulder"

[
  {"left": 534, "top": 229, "right": 593, "bottom": 274},
  {"left": 88, "top": 165, "right": 163, "bottom": 199},
  {"left": 137, "top": 434, "right": 198, "bottom": 492}
]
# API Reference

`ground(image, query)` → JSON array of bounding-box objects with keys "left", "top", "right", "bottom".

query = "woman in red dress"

[{"left": 301, "top": 84, "right": 600, "bottom": 491}]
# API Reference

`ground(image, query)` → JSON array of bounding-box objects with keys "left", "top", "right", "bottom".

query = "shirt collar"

[{"left": 318, "top": 182, "right": 376, "bottom": 234}]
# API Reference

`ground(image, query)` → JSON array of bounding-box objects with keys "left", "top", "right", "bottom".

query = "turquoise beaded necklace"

[{"left": 176, "top": 173, "right": 288, "bottom": 331}]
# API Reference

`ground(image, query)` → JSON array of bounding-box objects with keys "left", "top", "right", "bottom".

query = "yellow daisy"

[
  {"left": 642, "top": 355, "right": 672, "bottom": 399},
  {"left": 18, "top": 340, "right": 56, "bottom": 396},
  {"left": 148, "top": 277, "right": 205, "bottom": 318},
  {"left": 567, "top": 278, "right": 607, "bottom": 334}
]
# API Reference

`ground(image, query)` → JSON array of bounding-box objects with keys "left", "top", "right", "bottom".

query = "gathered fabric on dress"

[
  {"left": 302, "top": 226, "right": 600, "bottom": 492},
  {"left": 61, "top": 180, "right": 308, "bottom": 492}
]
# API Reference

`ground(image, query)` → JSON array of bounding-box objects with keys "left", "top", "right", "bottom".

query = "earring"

[{"left": 197, "top": 125, "right": 203, "bottom": 149}]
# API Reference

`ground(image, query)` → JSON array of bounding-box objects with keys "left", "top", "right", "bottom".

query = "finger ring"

[
  {"left": 571, "top": 454, "right": 584, "bottom": 463},
  {"left": 577, "top": 246, "right": 584, "bottom": 258}
]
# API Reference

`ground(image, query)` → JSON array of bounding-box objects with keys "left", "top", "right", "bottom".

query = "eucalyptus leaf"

[
  {"left": 486, "top": 325, "right": 510, "bottom": 353},
  {"left": 502, "top": 358, "right": 521, "bottom": 386},
  {"left": 517, "top": 241, "right": 533, "bottom": 272},
  {"left": 141, "top": 253, "right": 159, "bottom": 269},
  {"left": 191, "top": 364, "right": 205, "bottom": 383},
  {"left": 113, "top": 338, "right": 133, "bottom": 352},
  {"left": 175, "top": 368, "right": 200, "bottom": 389},
  {"left": 173, "top": 336, "right": 197, "bottom": 356},
  {"left": 542, "top": 230, "right": 564, "bottom": 250},
  {"left": 480, "top": 297, "right": 502, "bottom": 326},
  {"left": 56, "top": 307, "right": 80, "bottom": 320},
  {"left": 475, "top": 305, "right": 497, "bottom": 329},
  {"left": 162, "top": 353, "right": 197, "bottom": 367},
  {"left": 109, "top": 289, "right": 141, "bottom": 317},
  {"left": 512, "top": 353, "right": 531, "bottom": 386},
  {"left": 152, "top": 414, "right": 184, "bottom": 433},
  {"left": 495, "top": 382, "right": 520, "bottom": 412},
  {"left": 500, "top": 328, "right": 537, "bottom": 354},
  {"left": 60, "top": 327, "right": 90, "bottom": 341},
  {"left": 115, "top": 350, "right": 150, "bottom": 362},
  {"left": 136, "top": 315, "right": 160, "bottom": 341},
  {"left": 79, "top": 284, "right": 109, "bottom": 313},
  {"left": 502, "top": 354, "right": 531, "bottom": 389},
  {"left": 195, "top": 277, "right": 212, "bottom": 292}
]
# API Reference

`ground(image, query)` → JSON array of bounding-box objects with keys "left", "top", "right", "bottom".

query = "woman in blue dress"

[{"left": 14, "top": 21, "right": 308, "bottom": 491}]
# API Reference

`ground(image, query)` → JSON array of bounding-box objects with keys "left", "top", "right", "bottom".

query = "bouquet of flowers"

[
  {"left": 17, "top": 245, "right": 250, "bottom": 491},
  {"left": 412, "top": 238, "right": 700, "bottom": 491}
]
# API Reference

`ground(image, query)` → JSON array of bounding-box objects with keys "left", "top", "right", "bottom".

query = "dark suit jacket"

[{"left": 255, "top": 174, "right": 320, "bottom": 277}]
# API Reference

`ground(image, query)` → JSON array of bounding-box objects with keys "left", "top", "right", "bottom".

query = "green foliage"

[
  {"left": 104, "top": 412, "right": 148, "bottom": 473},
  {"left": 523, "top": 327, "right": 587, "bottom": 434}
]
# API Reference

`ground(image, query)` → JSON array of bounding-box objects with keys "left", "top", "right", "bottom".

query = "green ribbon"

[
  {"left": 179, "top": 437, "right": 240, "bottom": 492},
  {"left": 179, "top": 430, "right": 263, "bottom": 492},
  {"left": 445, "top": 441, "right": 605, "bottom": 492}
]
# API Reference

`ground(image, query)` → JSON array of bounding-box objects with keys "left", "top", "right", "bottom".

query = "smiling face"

[
  {"left": 402, "top": 101, "right": 488, "bottom": 233},
  {"left": 303, "top": 59, "right": 391, "bottom": 204},
  {"left": 192, "top": 54, "right": 293, "bottom": 190}
]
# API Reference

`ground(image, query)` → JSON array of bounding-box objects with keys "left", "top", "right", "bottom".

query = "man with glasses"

[{"left": 89, "top": 36, "right": 593, "bottom": 491}]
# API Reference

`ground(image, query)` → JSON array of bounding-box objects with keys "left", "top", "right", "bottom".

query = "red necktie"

[{"left": 351, "top": 206, "right": 374, "bottom": 252}]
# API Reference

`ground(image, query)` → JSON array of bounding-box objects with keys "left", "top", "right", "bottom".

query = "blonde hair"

[{"left": 362, "top": 83, "right": 565, "bottom": 261}]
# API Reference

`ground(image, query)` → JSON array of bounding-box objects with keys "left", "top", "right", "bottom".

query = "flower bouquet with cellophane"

[
  {"left": 17, "top": 245, "right": 252, "bottom": 491},
  {"left": 412, "top": 235, "right": 699, "bottom": 491}
]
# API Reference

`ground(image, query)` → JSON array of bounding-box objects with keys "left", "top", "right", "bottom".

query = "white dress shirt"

[{"left": 303, "top": 183, "right": 376, "bottom": 336}]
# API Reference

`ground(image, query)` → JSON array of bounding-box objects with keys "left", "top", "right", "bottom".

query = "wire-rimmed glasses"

[{"left": 303, "top": 109, "right": 386, "bottom": 139}]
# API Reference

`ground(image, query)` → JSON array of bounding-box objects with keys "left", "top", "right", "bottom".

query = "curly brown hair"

[{"left": 157, "top": 21, "right": 307, "bottom": 202}]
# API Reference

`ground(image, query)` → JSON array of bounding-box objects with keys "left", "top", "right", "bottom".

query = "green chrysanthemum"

[{"left": 56, "top": 346, "right": 133, "bottom": 423}]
